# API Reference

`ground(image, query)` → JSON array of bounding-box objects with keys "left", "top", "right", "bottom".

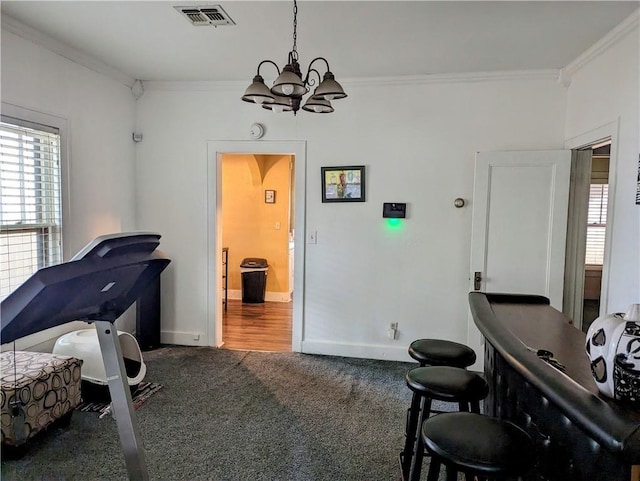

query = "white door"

[{"left": 468, "top": 150, "right": 571, "bottom": 362}]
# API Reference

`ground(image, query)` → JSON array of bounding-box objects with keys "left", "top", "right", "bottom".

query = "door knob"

[{"left": 474, "top": 272, "right": 482, "bottom": 291}]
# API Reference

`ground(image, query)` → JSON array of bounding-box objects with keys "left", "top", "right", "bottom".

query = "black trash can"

[{"left": 240, "top": 258, "right": 268, "bottom": 303}]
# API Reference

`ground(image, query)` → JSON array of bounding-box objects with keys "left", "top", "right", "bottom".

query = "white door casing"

[
  {"left": 565, "top": 120, "right": 619, "bottom": 319},
  {"left": 468, "top": 150, "right": 571, "bottom": 364},
  {"left": 563, "top": 149, "right": 593, "bottom": 328},
  {"left": 206, "top": 140, "right": 306, "bottom": 351}
]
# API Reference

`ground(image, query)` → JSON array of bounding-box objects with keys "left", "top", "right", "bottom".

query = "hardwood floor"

[{"left": 222, "top": 299, "right": 292, "bottom": 352}]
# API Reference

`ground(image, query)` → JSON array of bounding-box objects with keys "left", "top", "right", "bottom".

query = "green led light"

[{"left": 386, "top": 218, "right": 403, "bottom": 230}]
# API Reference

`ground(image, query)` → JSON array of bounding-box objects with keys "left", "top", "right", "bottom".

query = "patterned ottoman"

[{"left": 0, "top": 351, "right": 82, "bottom": 447}]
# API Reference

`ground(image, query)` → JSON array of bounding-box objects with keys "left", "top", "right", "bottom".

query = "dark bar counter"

[{"left": 469, "top": 292, "right": 640, "bottom": 481}]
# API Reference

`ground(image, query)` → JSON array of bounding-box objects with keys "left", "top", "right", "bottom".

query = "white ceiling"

[{"left": 2, "top": 1, "right": 638, "bottom": 84}]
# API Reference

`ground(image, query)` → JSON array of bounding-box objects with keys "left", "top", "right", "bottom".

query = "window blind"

[
  {"left": 585, "top": 184, "right": 608, "bottom": 265},
  {"left": 0, "top": 118, "right": 62, "bottom": 301}
]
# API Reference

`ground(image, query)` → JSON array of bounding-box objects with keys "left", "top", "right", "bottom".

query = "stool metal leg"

[
  {"left": 445, "top": 465, "right": 458, "bottom": 481},
  {"left": 401, "top": 392, "right": 422, "bottom": 479},
  {"left": 409, "top": 397, "right": 432, "bottom": 481},
  {"left": 426, "top": 457, "right": 440, "bottom": 481}
]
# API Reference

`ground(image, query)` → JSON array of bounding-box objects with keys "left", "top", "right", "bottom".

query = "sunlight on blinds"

[
  {"left": 585, "top": 184, "right": 608, "bottom": 265},
  {"left": 0, "top": 120, "right": 62, "bottom": 301}
]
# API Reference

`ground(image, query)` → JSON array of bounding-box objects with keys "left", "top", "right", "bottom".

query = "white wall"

[
  {"left": 135, "top": 74, "right": 567, "bottom": 360},
  {"left": 565, "top": 21, "right": 640, "bottom": 314},
  {"left": 5, "top": 13, "right": 636, "bottom": 361},
  {"left": 1, "top": 30, "right": 138, "bottom": 350}
]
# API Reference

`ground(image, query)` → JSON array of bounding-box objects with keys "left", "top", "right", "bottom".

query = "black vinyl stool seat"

[
  {"left": 406, "top": 367, "right": 488, "bottom": 409},
  {"left": 418, "top": 412, "right": 534, "bottom": 481},
  {"left": 408, "top": 339, "right": 476, "bottom": 367},
  {"left": 401, "top": 367, "right": 488, "bottom": 481}
]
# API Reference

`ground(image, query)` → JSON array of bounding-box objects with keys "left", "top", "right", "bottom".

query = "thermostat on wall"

[{"left": 383, "top": 203, "right": 407, "bottom": 218}]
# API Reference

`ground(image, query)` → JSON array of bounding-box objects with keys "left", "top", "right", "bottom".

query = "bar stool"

[
  {"left": 401, "top": 366, "right": 489, "bottom": 481},
  {"left": 406, "top": 338, "right": 477, "bottom": 422},
  {"left": 417, "top": 412, "right": 534, "bottom": 481},
  {"left": 408, "top": 339, "right": 476, "bottom": 368}
]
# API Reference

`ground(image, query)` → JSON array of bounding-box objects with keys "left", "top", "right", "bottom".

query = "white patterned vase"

[{"left": 585, "top": 304, "right": 640, "bottom": 405}]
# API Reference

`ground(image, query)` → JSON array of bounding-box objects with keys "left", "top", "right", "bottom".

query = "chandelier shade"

[
  {"left": 241, "top": 75, "right": 275, "bottom": 104},
  {"left": 271, "top": 64, "right": 307, "bottom": 97},
  {"left": 302, "top": 94, "right": 334, "bottom": 113},
  {"left": 312, "top": 72, "right": 348, "bottom": 101},
  {"left": 262, "top": 94, "right": 293, "bottom": 113},
  {"left": 241, "top": 0, "right": 347, "bottom": 115}
]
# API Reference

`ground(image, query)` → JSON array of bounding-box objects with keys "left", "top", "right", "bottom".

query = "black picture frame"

[
  {"left": 265, "top": 190, "right": 276, "bottom": 204},
  {"left": 321, "top": 166, "right": 366, "bottom": 203}
]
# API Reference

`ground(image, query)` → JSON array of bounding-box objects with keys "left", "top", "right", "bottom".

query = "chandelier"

[{"left": 241, "top": 0, "right": 347, "bottom": 115}]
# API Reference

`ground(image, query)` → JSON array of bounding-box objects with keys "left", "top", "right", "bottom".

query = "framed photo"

[
  {"left": 265, "top": 190, "right": 276, "bottom": 204},
  {"left": 321, "top": 166, "right": 366, "bottom": 203}
]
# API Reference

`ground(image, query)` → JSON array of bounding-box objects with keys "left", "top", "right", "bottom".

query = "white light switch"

[
  {"left": 307, "top": 230, "right": 317, "bottom": 244},
  {"left": 275, "top": 221, "right": 281, "bottom": 230}
]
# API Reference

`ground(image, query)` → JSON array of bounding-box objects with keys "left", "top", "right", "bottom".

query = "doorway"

[
  {"left": 206, "top": 140, "right": 306, "bottom": 352},
  {"left": 563, "top": 120, "right": 619, "bottom": 332},
  {"left": 220, "top": 153, "right": 294, "bottom": 351},
  {"left": 564, "top": 140, "right": 611, "bottom": 333}
]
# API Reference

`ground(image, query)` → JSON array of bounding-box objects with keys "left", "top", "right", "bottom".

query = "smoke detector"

[{"left": 174, "top": 5, "right": 235, "bottom": 26}]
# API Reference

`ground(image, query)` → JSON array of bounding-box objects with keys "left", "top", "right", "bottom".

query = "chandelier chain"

[{"left": 292, "top": 0, "right": 298, "bottom": 59}]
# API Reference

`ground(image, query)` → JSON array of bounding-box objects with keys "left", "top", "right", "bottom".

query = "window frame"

[
  {"left": 1, "top": 103, "right": 70, "bottom": 295},
  {"left": 585, "top": 183, "right": 608, "bottom": 266}
]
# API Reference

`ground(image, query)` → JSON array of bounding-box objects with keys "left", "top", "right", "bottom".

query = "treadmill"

[{"left": 1, "top": 232, "right": 171, "bottom": 481}]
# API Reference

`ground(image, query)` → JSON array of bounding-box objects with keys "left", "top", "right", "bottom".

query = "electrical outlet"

[{"left": 388, "top": 322, "right": 398, "bottom": 340}]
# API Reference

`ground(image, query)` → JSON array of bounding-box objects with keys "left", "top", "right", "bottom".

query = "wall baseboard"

[
  {"left": 160, "top": 330, "right": 206, "bottom": 346},
  {"left": 301, "top": 340, "right": 413, "bottom": 363},
  {"left": 227, "top": 289, "right": 291, "bottom": 303},
  {"left": 2, "top": 326, "right": 208, "bottom": 353}
]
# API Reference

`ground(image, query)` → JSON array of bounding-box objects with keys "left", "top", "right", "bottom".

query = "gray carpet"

[{"left": 1, "top": 346, "right": 455, "bottom": 480}]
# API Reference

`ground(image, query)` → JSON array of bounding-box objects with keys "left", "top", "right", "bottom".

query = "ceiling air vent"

[{"left": 174, "top": 5, "right": 235, "bottom": 26}]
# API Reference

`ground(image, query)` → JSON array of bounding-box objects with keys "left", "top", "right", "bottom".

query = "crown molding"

[
  {"left": 2, "top": 15, "right": 136, "bottom": 88},
  {"left": 144, "top": 69, "right": 560, "bottom": 92},
  {"left": 559, "top": 8, "right": 639, "bottom": 87}
]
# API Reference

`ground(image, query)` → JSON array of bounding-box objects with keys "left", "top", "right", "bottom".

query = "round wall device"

[{"left": 250, "top": 123, "right": 265, "bottom": 139}]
